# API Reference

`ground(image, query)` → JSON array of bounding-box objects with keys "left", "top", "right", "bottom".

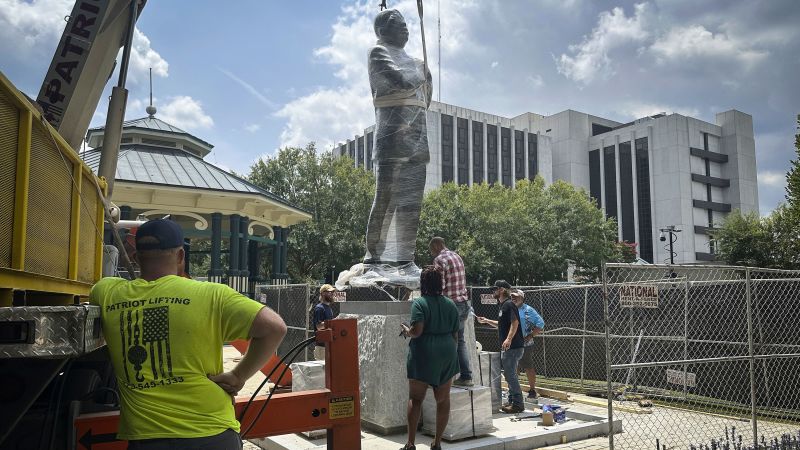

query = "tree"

[
  {"left": 415, "top": 178, "right": 625, "bottom": 285},
  {"left": 710, "top": 210, "right": 775, "bottom": 267},
  {"left": 248, "top": 144, "right": 375, "bottom": 282},
  {"left": 786, "top": 115, "right": 800, "bottom": 210}
]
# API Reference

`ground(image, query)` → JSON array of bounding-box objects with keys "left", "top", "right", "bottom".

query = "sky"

[{"left": 1, "top": 0, "right": 798, "bottom": 216}]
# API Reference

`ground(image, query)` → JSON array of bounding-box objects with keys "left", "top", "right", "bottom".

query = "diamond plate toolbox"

[{"left": 0, "top": 305, "right": 105, "bottom": 358}]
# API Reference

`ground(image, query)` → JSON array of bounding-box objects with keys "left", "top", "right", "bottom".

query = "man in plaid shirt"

[{"left": 429, "top": 237, "right": 473, "bottom": 386}]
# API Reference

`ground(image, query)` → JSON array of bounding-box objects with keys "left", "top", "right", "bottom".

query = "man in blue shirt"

[
  {"left": 511, "top": 289, "right": 544, "bottom": 399},
  {"left": 312, "top": 284, "right": 338, "bottom": 361}
]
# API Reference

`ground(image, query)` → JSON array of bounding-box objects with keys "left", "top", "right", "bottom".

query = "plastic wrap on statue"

[{"left": 362, "top": 8, "right": 432, "bottom": 269}]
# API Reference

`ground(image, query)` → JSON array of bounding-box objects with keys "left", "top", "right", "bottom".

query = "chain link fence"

[
  {"left": 471, "top": 284, "right": 608, "bottom": 393},
  {"left": 604, "top": 264, "right": 800, "bottom": 450},
  {"left": 255, "top": 267, "right": 800, "bottom": 449}
]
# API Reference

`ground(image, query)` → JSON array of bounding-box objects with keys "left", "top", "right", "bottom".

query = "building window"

[
  {"left": 514, "top": 130, "right": 524, "bottom": 181},
  {"left": 487, "top": 124, "right": 498, "bottom": 184},
  {"left": 472, "top": 121, "right": 484, "bottom": 183},
  {"left": 348, "top": 141, "right": 355, "bottom": 160},
  {"left": 592, "top": 123, "right": 613, "bottom": 136},
  {"left": 366, "top": 132, "right": 374, "bottom": 171},
  {"left": 619, "top": 142, "right": 635, "bottom": 243},
  {"left": 339, "top": 144, "right": 346, "bottom": 158},
  {"left": 603, "top": 145, "right": 617, "bottom": 220},
  {"left": 457, "top": 118, "right": 468, "bottom": 184},
  {"left": 441, "top": 114, "right": 454, "bottom": 183},
  {"left": 501, "top": 127, "right": 511, "bottom": 186},
  {"left": 635, "top": 137, "right": 653, "bottom": 263},
  {"left": 528, "top": 133, "right": 538, "bottom": 180},
  {"left": 121, "top": 137, "right": 133, "bottom": 143},
  {"left": 357, "top": 136, "right": 365, "bottom": 168},
  {"left": 589, "top": 149, "right": 601, "bottom": 206}
]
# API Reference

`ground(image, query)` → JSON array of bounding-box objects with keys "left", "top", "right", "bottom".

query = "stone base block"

[
  {"left": 290, "top": 361, "right": 327, "bottom": 439},
  {"left": 477, "top": 351, "right": 502, "bottom": 410},
  {"left": 422, "top": 385, "right": 493, "bottom": 441},
  {"left": 338, "top": 301, "right": 483, "bottom": 436}
]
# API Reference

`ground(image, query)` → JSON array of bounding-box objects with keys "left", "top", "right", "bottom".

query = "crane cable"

[{"left": 417, "top": 0, "right": 431, "bottom": 109}]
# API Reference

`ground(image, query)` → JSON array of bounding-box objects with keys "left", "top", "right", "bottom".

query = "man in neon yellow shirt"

[{"left": 90, "top": 219, "right": 287, "bottom": 449}]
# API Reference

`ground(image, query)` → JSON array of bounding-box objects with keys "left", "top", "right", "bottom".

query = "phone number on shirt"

[{"left": 126, "top": 376, "right": 184, "bottom": 391}]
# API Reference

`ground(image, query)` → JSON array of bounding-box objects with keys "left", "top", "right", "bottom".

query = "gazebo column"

[
  {"left": 281, "top": 228, "right": 289, "bottom": 280},
  {"left": 271, "top": 226, "right": 283, "bottom": 284},
  {"left": 228, "top": 214, "right": 241, "bottom": 291},
  {"left": 248, "top": 239, "right": 260, "bottom": 298},
  {"left": 183, "top": 238, "right": 191, "bottom": 277},
  {"left": 208, "top": 213, "right": 223, "bottom": 283},
  {"left": 239, "top": 217, "right": 250, "bottom": 295}
]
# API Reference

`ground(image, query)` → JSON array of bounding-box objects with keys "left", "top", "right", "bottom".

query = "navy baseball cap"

[
  {"left": 493, "top": 280, "right": 512, "bottom": 290},
  {"left": 135, "top": 219, "right": 184, "bottom": 251}
]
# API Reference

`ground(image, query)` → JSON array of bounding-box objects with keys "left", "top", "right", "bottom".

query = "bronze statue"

[{"left": 364, "top": 9, "right": 432, "bottom": 265}]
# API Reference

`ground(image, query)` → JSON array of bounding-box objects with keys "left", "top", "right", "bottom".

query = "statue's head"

[{"left": 374, "top": 9, "right": 408, "bottom": 47}]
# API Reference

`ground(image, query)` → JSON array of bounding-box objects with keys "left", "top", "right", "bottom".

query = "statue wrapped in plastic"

[{"left": 363, "top": 8, "right": 431, "bottom": 268}]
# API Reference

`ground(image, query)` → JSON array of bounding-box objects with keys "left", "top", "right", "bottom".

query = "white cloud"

[
  {"left": 759, "top": 171, "right": 785, "bottom": 188},
  {"left": 650, "top": 25, "right": 768, "bottom": 68},
  {"left": 490, "top": 61, "right": 499, "bottom": 69},
  {"left": 244, "top": 123, "right": 261, "bottom": 133},
  {"left": 0, "top": 0, "right": 72, "bottom": 56},
  {"left": 128, "top": 29, "right": 169, "bottom": 82},
  {"left": 526, "top": 74, "right": 544, "bottom": 88},
  {"left": 556, "top": 3, "right": 649, "bottom": 84},
  {"left": 218, "top": 68, "right": 278, "bottom": 109},
  {"left": 617, "top": 101, "right": 700, "bottom": 119},
  {"left": 274, "top": 0, "right": 480, "bottom": 150},
  {"left": 275, "top": 85, "right": 372, "bottom": 149},
  {"left": 159, "top": 96, "right": 214, "bottom": 130},
  {"left": 0, "top": 0, "right": 167, "bottom": 83}
]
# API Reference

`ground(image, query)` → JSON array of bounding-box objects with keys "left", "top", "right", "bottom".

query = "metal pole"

[
  {"left": 580, "top": 286, "right": 588, "bottom": 390},
  {"left": 305, "top": 284, "right": 310, "bottom": 362},
  {"left": 745, "top": 268, "right": 758, "bottom": 448},
  {"left": 683, "top": 275, "right": 690, "bottom": 400},
  {"left": 669, "top": 231, "right": 675, "bottom": 265},
  {"left": 603, "top": 264, "right": 614, "bottom": 449},
  {"left": 539, "top": 289, "right": 547, "bottom": 378}
]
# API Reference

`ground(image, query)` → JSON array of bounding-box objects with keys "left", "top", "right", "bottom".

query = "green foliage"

[
  {"left": 712, "top": 117, "right": 800, "bottom": 270},
  {"left": 711, "top": 210, "right": 775, "bottom": 267},
  {"left": 415, "top": 178, "right": 626, "bottom": 285},
  {"left": 247, "top": 144, "right": 375, "bottom": 282},
  {"left": 769, "top": 204, "right": 800, "bottom": 270},
  {"left": 788, "top": 115, "right": 800, "bottom": 209}
]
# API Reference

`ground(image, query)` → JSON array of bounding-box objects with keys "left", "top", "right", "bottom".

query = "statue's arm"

[{"left": 369, "top": 46, "right": 420, "bottom": 91}]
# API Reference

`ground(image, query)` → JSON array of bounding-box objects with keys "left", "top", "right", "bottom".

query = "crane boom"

[{"left": 36, "top": 0, "right": 147, "bottom": 152}]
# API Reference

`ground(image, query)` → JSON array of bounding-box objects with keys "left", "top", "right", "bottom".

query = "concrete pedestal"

[
  {"left": 477, "top": 351, "right": 502, "bottom": 411},
  {"left": 340, "top": 301, "right": 481, "bottom": 435}
]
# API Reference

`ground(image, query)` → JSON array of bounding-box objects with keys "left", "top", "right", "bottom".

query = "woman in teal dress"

[{"left": 399, "top": 266, "right": 460, "bottom": 450}]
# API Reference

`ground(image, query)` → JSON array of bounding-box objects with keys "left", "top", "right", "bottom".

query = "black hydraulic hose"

[
  {"left": 237, "top": 337, "right": 316, "bottom": 424},
  {"left": 240, "top": 339, "right": 312, "bottom": 438}
]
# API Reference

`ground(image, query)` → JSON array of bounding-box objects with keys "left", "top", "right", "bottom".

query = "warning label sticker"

[
  {"left": 329, "top": 396, "right": 355, "bottom": 419},
  {"left": 480, "top": 294, "right": 496, "bottom": 305}
]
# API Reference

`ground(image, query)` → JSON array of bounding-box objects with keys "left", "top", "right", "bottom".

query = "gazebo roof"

[{"left": 83, "top": 145, "right": 311, "bottom": 228}]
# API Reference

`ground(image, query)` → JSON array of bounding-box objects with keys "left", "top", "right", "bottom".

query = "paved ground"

[{"left": 224, "top": 347, "right": 798, "bottom": 450}]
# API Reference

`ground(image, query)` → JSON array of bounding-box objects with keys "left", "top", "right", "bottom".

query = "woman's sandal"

[
  {"left": 399, "top": 444, "right": 416, "bottom": 450},
  {"left": 431, "top": 444, "right": 442, "bottom": 450}
]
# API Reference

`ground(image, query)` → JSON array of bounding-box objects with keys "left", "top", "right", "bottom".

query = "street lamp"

[{"left": 659, "top": 225, "right": 682, "bottom": 265}]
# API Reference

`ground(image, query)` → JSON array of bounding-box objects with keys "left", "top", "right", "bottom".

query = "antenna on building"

[
  {"left": 437, "top": 0, "right": 441, "bottom": 102},
  {"left": 146, "top": 67, "right": 157, "bottom": 117}
]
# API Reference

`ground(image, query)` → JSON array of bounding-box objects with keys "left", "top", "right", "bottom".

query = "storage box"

[{"left": 421, "top": 385, "right": 493, "bottom": 441}]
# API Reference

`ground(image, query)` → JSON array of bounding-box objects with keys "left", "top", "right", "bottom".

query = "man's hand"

[
  {"left": 476, "top": 316, "right": 487, "bottom": 324},
  {"left": 208, "top": 370, "right": 245, "bottom": 396},
  {"left": 502, "top": 338, "right": 512, "bottom": 351}
]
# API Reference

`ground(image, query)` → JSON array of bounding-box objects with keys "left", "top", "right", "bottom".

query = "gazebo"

[{"left": 82, "top": 108, "right": 311, "bottom": 295}]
